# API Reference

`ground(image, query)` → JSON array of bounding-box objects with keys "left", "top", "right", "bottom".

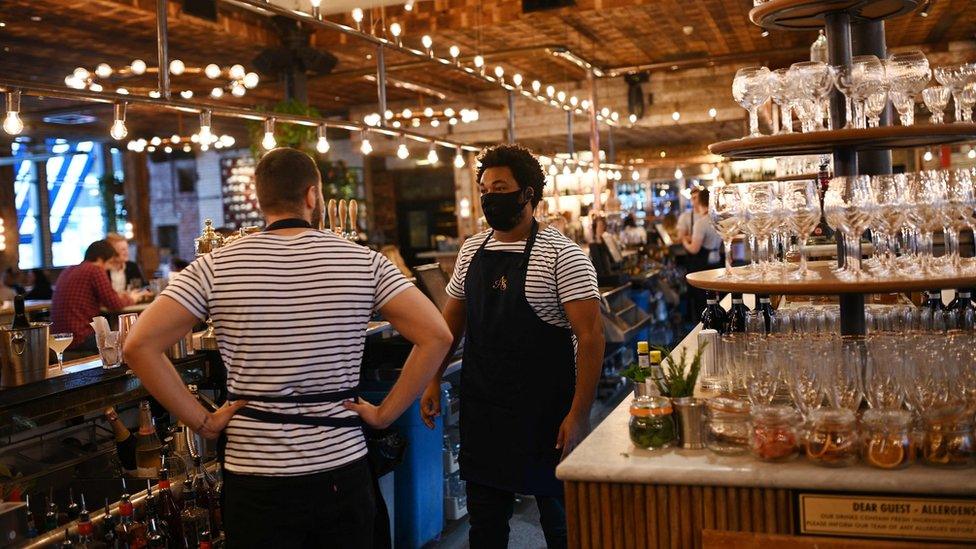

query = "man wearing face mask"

[{"left": 420, "top": 144, "right": 604, "bottom": 548}]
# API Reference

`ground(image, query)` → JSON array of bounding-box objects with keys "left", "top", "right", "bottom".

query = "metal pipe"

[
  {"left": 0, "top": 78, "right": 483, "bottom": 152},
  {"left": 156, "top": 0, "right": 170, "bottom": 100},
  {"left": 376, "top": 45, "right": 388, "bottom": 124},
  {"left": 507, "top": 90, "right": 516, "bottom": 144},
  {"left": 566, "top": 111, "right": 574, "bottom": 156},
  {"left": 588, "top": 71, "right": 602, "bottom": 211},
  {"left": 604, "top": 47, "right": 812, "bottom": 78}
]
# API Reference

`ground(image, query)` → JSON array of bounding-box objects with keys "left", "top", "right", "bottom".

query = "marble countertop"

[{"left": 556, "top": 295, "right": 976, "bottom": 496}]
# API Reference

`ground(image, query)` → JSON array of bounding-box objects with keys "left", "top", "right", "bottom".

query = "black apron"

[
  {"left": 224, "top": 217, "right": 363, "bottom": 429},
  {"left": 685, "top": 212, "right": 720, "bottom": 273},
  {"left": 459, "top": 221, "right": 576, "bottom": 497}
]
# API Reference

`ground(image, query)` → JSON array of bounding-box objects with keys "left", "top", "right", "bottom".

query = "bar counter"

[{"left": 557, "top": 305, "right": 976, "bottom": 548}]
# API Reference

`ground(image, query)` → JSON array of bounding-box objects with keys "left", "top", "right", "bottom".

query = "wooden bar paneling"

[{"left": 564, "top": 481, "right": 795, "bottom": 549}]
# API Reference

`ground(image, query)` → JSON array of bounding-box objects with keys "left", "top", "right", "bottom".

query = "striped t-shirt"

[
  {"left": 161, "top": 230, "right": 413, "bottom": 476},
  {"left": 446, "top": 226, "right": 600, "bottom": 328}
]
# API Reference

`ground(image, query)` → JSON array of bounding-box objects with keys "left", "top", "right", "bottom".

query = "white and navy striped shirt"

[
  {"left": 446, "top": 226, "right": 600, "bottom": 328},
  {"left": 161, "top": 230, "right": 413, "bottom": 476}
]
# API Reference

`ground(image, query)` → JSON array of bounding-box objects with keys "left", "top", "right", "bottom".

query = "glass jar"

[
  {"left": 749, "top": 405, "right": 799, "bottom": 462},
  {"left": 629, "top": 396, "right": 676, "bottom": 450},
  {"left": 806, "top": 408, "right": 859, "bottom": 467},
  {"left": 921, "top": 406, "right": 975, "bottom": 468},
  {"left": 862, "top": 409, "right": 914, "bottom": 470},
  {"left": 705, "top": 397, "right": 751, "bottom": 455}
]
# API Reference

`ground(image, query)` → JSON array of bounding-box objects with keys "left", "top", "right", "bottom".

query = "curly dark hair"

[{"left": 476, "top": 144, "right": 546, "bottom": 207}]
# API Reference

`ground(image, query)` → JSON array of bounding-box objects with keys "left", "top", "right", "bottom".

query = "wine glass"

[
  {"left": 922, "top": 86, "right": 952, "bottom": 124},
  {"left": 830, "top": 337, "right": 865, "bottom": 411},
  {"left": 742, "top": 182, "right": 776, "bottom": 276},
  {"left": 864, "top": 336, "right": 905, "bottom": 409},
  {"left": 885, "top": 50, "right": 931, "bottom": 126},
  {"left": 908, "top": 170, "right": 949, "bottom": 274},
  {"left": 944, "top": 168, "right": 976, "bottom": 273},
  {"left": 789, "top": 61, "right": 833, "bottom": 132},
  {"left": 851, "top": 55, "right": 886, "bottom": 128},
  {"left": 869, "top": 174, "right": 910, "bottom": 274},
  {"left": 824, "top": 176, "right": 877, "bottom": 279},
  {"left": 788, "top": 346, "right": 825, "bottom": 420},
  {"left": 829, "top": 64, "right": 857, "bottom": 129},
  {"left": 733, "top": 66, "right": 772, "bottom": 137},
  {"left": 864, "top": 89, "right": 889, "bottom": 128},
  {"left": 709, "top": 184, "right": 744, "bottom": 278},
  {"left": 768, "top": 68, "right": 794, "bottom": 134},
  {"left": 960, "top": 82, "right": 976, "bottom": 122},
  {"left": 743, "top": 348, "right": 779, "bottom": 406},
  {"left": 49, "top": 332, "right": 73, "bottom": 370},
  {"left": 782, "top": 180, "right": 821, "bottom": 279}
]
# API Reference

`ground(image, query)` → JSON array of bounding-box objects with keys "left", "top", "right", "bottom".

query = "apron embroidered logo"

[{"left": 492, "top": 275, "right": 508, "bottom": 291}]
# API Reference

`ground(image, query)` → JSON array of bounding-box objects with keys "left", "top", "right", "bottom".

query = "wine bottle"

[
  {"left": 700, "top": 292, "right": 728, "bottom": 334},
  {"left": 926, "top": 290, "right": 944, "bottom": 312},
  {"left": 811, "top": 159, "right": 834, "bottom": 239},
  {"left": 158, "top": 468, "right": 184, "bottom": 544},
  {"left": 135, "top": 401, "right": 162, "bottom": 478},
  {"left": 146, "top": 518, "right": 166, "bottom": 549},
  {"left": 44, "top": 492, "right": 59, "bottom": 533},
  {"left": 114, "top": 492, "right": 147, "bottom": 549},
  {"left": 726, "top": 293, "right": 749, "bottom": 333},
  {"left": 11, "top": 294, "right": 30, "bottom": 329},
  {"left": 25, "top": 494, "right": 38, "bottom": 539},
  {"left": 180, "top": 476, "right": 209, "bottom": 548},
  {"left": 75, "top": 495, "right": 95, "bottom": 549},
  {"left": 66, "top": 488, "right": 80, "bottom": 522},
  {"left": 198, "top": 530, "right": 213, "bottom": 549},
  {"left": 59, "top": 528, "right": 73, "bottom": 548},
  {"left": 105, "top": 407, "right": 138, "bottom": 473},
  {"left": 101, "top": 498, "right": 117, "bottom": 546},
  {"left": 757, "top": 294, "right": 775, "bottom": 334},
  {"left": 947, "top": 289, "right": 971, "bottom": 312}
]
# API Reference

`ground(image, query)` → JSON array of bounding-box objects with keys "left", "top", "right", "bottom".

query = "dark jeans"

[
  {"left": 466, "top": 481, "right": 567, "bottom": 549},
  {"left": 223, "top": 457, "right": 375, "bottom": 549}
]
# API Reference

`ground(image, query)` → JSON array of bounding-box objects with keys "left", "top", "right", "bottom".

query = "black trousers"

[
  {"left": 222, "top": 457, "right": 375, "bottom": 549},
  {"left": 466, "top": 481, "right": 567, "bottom": 549}
]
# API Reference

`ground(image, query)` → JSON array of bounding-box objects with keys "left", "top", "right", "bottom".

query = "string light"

[
  {"left": 632, "top": 170, "right": 640, "bottom": 181},
  {"left": 556, "top": 91, "right": 566, "bottom": 103},
  {"left": 211, "top": 87, "right": 224, "bottom": 99},
  {"left": 243, "top": 72, "right": 260, "bottom": 89},
  {"left": 169, "top": 59, "right": 185, "bottom": 76},
  {"left": 708, "top": 107, "right": 718, "bottom": 119},
  {"left": 66, "top": 60, "right": 257, "bottom": 100},
  {"left": 427, "top": 143, "right": 439, "bottom": 164},
  {"left": 404, "top": 0, "right": 414, "bottom": 11},
  {"left": 316, "top": 125, "right": 330, "bottom": 154},
  {"left": 494, "top": 66, "right": 504, "bottom": 79},
  {"left": 3, "top": 90, "right": 23, "bottom": 135},
  {"left": 390, "top": 23, "right": 402, "bottom": 45},
  {"left": 629, "top": 113, "right": 637, "bottom": 124},
  {"left": 95, "top": 63, "right": 113, "bottom": 78},
  {"left": 204, "top": 64, "right": 221, "bottom": 79},
  {"left": 531, "top": 80, "right": 541, "bottom": 94},
  {"left": 198, "top": 110, "right": 213, "bottom": 145},
  {"left": 397, "top": 141, "right": 410, "bottom": 159},
  {"left": 449, "top": 45, "right": 461, "bottom": 62},
  {"left": 130, "top": 59, "right": 147, "bottom": 75},
  {"left": 360, "top": 131, "right": 373, "bottom": 155},
  {"left": 969, "top": 149, "right": 976, "bottom": 160},
  {"left": 674, "top": 168, "right": 683, "bottom": 179},
  {"left": 454, "top": 148, "right": 466, "bottom": 169},
  {"left": 546, "top": 85, "right": 556, "bottom": 98},
  {"left": 473, "top": 56, "right": 485, "bottom": 72},
  {"left": 923, "top": 150, "right": 933, "bottom": 162},
  {"left": 672, "top": 111, "right": 681, "bottom": 122},
  {"left": 421, "top": 35, "right": 433, "bottom": 55},
  {"left": 351, "top": 8, "right": 364, "bottom": 29},
  {"left": 262, "top": 118, "right": 277, "bottom": 150}
]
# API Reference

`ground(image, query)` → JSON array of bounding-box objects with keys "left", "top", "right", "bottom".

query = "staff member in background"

[
  {"left": 682, "top": 187, "right": 723, "bottom": 322},
  {"left": 124, "top": 147, "right": 453, "bottom": 548},
  {"left": 420, "top": 144, "right": 604, "bottom": 549},
  {"left": 675, "top": 186, "right": 700, "bottom": 243},
  {"left": 51, "top": 240, "right": 145, "bottom": 356},
  {"left": 105, "top": 233, "right": 145, "bottom": 291}
]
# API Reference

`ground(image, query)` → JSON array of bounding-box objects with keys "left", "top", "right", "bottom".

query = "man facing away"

[
  {"left": 124, "top": 147, "right": 453, "bottom": 548},
  {"left": 421, "top": 144, "right": 605, "bottom": 548}
]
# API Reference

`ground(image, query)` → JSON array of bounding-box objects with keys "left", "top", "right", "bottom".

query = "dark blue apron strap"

[
  {"left": 227, "top": 388, "right": 359, "bottom": 403},
  {"left": 235, "top": 407, "right": 363, "bottom": 428}
]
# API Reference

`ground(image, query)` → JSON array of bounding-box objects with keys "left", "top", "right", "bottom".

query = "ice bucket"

[{"left": 1, "top": 321, "right": 52, "bottom": 388}]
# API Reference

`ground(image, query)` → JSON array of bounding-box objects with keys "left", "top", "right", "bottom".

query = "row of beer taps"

[{"left": 327, "top": 198, "right": 360, "bottom": 241}]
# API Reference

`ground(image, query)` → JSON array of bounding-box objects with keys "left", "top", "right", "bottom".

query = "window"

[{"left": 14, "top": 144, "right": 42, "bottom": 269}]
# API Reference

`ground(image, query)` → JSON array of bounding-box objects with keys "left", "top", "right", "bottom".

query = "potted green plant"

[{"left": 653, "top": 343, "right": 708, "bottom": 449}]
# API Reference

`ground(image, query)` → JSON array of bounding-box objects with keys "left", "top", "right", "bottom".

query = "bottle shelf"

[
  {"left": 686, "top": 261, "right": 976, "bottom": 295},
  {"left": 750, "top": 0, "right": 920, "bottom": 30},
  {"left": 709, "top": 124, "right": 976, "bottom": 160}
]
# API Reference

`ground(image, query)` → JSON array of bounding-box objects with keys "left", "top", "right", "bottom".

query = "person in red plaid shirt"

[{"left": 51, "top": 240, "right": 148, "bottom": 355}]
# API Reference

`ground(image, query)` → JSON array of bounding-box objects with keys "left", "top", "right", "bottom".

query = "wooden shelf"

[
  {"left": 709, "top": 123, "right": 976, "bottom": 159},
  {"left": 686, "top": 261, "right": 976, "bottom": 295},
  {"left": 750, "top": 0, "right": 919, "bottom": 30}
]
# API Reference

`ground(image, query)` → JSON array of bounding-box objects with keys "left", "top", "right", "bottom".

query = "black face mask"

[{"left": 481, "top": 190, "right": 529, "bottom": 231}]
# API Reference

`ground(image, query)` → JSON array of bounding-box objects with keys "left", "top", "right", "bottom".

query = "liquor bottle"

[
  {"left": 757, "top": 294, "right": 775, "bottom": 334},
  {"left": 192, "top": 457, "right": 221, "bottom": 534},
  {"left": 648, "top": 350, "right": 664, "bottom": 395},
  {"left": 135, "top": 401, "right": 163, "bottom": 478},
  {"left": 45, "top": 492, "right": 59, "bottom": 532},
  {"left": 143, "top": 480, "right": 159, "bottom": 526},
  {"left": 60, "top": 529, "right": 73, "bottom": 548},
  {"left": 101, "top": 498, "right": 117, "bottom": 546},
  {"left": 700, "top": 292, "right": 728, "bottom": 334},
  {"left": 115, "top": 492, "right": 147, "bottom": 549},
  {"left": 811, "top": 159, "right": 833, "bottom": 239},
  {"left": 146, "top": 519, "right": 166, "bottom": 548},
  {"left": 75, "top": 495, "right": 95, "bottom": 549},
  {"left": 11, "top": 294, "right": 31, "bottom": 328},
  {"left": 636, "top": 341, "right": 650, "bottom": 373},
  {"left": 926, "top": 289, "right": 944, "bottom": 312},
  {"left": 198, "top": 530, "right": 213, "bottom": 549},
  {"left": 726, "top": 293, "right": 749, "bottom": 333},
  {"left": 157, "top": 468, "right": 184, "bottom": 544},
  {"left": 66, "top": 488, "right": 80, "bottom": 522},
  {"left": 105, "top": 407, "right": 138, "bottom": 473},
  {"left": 25, "top": 494, "right": 38, "bottom": 539},
  {"left": 948, "top": 289, "right": 971, "bottom": 312},
  {"left": 180, "top": 476, "right": 209, "bottom": 548}
]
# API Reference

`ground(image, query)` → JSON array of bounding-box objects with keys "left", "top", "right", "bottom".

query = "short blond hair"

[{"left": 105, "top": 232, "right": 127, "bottom": 244}]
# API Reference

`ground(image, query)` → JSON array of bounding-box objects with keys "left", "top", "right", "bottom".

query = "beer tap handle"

[
  {"left": 338, "top": 199, "right": 348, "bottom": 237},
  {"left": 348, "top": 199, "right": 359, "bottom": 240},
  {"left": 327, "top": 199, "right": 337, "bottom": 234}
]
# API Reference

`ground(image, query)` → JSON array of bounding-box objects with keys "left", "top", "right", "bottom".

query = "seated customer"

[
  {"left": 51, "top": 240, "right": 145, "bottom": 355},
  {"left": 24, "top": 269, "right": 53, "bottom": 300},
  {"left": 105, "top": 233, "right": 145, "bottom": 292}
]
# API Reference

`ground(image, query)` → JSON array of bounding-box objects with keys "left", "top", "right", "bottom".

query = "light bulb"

[
  {"left": 629, "top": 113, "right": 637, "bottom": 124},
  {"left": 421, "top": 35, "right": 433, "bottom": 50},
  {"left": 169, "top": 59, "right": 185, "bottom": 75},
  {"left": 205, "top": 63, "right": 221, "bottom": 79},
  {"left": 164, "top": 146, "right": 173, "bottom": 154},
  {"left": 411, "top": 118, "right": 421, "bottom": 127},
  {"left": 110, "top": 119, "right": 127, "bottom": 140},
  {"left": 262, "top": 118, "right": 276, "bottom": 150},
  {"left": 969, "top": 149, "right": 976, "bottom": 160},
  {"left": 512, "top": 74, "right": 523, "bottom": 87},
  {"left": 361, "top": 136, "right": 373, "bottom": 155},
  {"left": 172, "top": 134, "right": 181, "bottom": 144},
  {"left": 631, "top": 170, "right": 640, "bottom": 181},
  {"left": 494, "top": 66, "right": 504, "bottom": 79},
  {"left": 448, "top": 117, "right": 458, "bottom": 125},
  {"left": 402, "top": 108, "right": 413, "bottom": 118},
  {"left": 183, "top": 144, "right": 192, "bottom": 153},
  {"left": 581, "top": 99, "right": 589, "bottom": 110},
  {"left": 449, "top": 45, "right": 460, "bottom": 59},
  {"left": 211, "top": 87, "right": 224, "bottom": 98},
  {"left": 229, "top": 64, "right": 245, "bottom": 80},
  {"left": 430, "top": 118, "right": 440, "bottom": 127},
  {"left": 674, "top": 168, "right": 683, "bottom": 179},
  {"left": 611, "top": 111, "right": 620, "bottom": 121},
  {"left": 384, "top": 110, "right": 394, "bottom": 120},
  {"left": 73, "top": 67, "right": 90, "bottom": 80},
  {"left": 231, "top": 82, "right": 246, "bottom": 97},
  {"left": 427, "top": 146, "right": 439, "bottom": 164},
  {"left": 454, "top": 150, "right": 465, "bottom": 169},
  {"left": 130, "top": 59, "right": 147, "bottom": 75},
  {"left": 443, "top": 107, "right": 454, "bottom": 117},
  {"left": 708, "top": 107, "right": 717, "bottom": 118},
  {"left": 531, "top": 80, "right": 541, "bottom": 93},
  {"left": 672, "top": 111, "right": 680, "bottom": 122},
  {"left": 316, "top": 126, "right": 330, "bottom": 154},
  {"left": 64, "top": 75, "right": 83, "bottom": 89},
  {"left": 601, "top": 107, "right": 610, "bottom": 117},
  {"left": 390, "top": 23, "right": 402, "bottom": 37},
  {"left": 95, "top": 63, "right": 113, "bottom": 78},
  {"left": 546, "top": 85, "right": 555, "bottom": 98},
  {"left": 397, "top": 143, "right": 409, "bottom": 159},
  {"left": 474, "top": 55, "right": 484, "bottom": 68},
  {"left": 221, "top": 135, "right": 235, "bottom": 147},
  {"left": 404, "top": 0, "right": 414, "bottom": 11},
  {"left": 116, "top": 88, "right": 130, "bottom": 95},
  {"left": 351, "top": 8, "right": 364, "bottom": 23},
  {"left": 243, "top": 72, "right": 259, "bottom": 89},
  {"left": 424, "top": 107, "right": 434, "bottom": 117},
  {"left": 5, "top": 91, "right": 25, "bottom": 135},
  {"left": 392, "top": 120, "right": 401, "bottom": 128},
  {"left": 923, "top": 150, "right": 933, "bottom": 162},
  {"left": 150, "top": 136, "right": 162, "bottom": 146},
  {"left": 556, "top": 91, "right": 566, "bottom": 102},
  {"left": 180, "top": 90, "right": 194, "bottom": 99},
  {"left": 89, "top": 83, "right": 103, "bottom": 93},
  {"left": 569, "top": 96, "right": 578, "bottom": 106},
  {"left": 199, "top": 110, "right": 213, "bottom": 145},
  {"left": 148, "top": 90, "right": 161, "bottom": 98}
]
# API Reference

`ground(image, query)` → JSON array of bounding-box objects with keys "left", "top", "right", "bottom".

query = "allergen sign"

[{"left": 799, "top": 494, "right": 976, "bottom": 542}]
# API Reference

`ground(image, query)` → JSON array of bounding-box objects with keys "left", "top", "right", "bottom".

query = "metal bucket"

[{"left": 1, "top": 322, "right": 52, "bottom": 388}]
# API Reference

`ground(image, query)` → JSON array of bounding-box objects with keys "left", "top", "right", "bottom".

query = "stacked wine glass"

[{"left": 731, "top": 54, "right": 976, "bottom": 137}]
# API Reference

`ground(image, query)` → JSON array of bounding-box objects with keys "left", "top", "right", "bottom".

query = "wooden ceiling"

[{"left": 1, "top": 0, "right": 975, "bottom": 160}]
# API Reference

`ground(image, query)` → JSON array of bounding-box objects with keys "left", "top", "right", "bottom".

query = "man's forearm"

[
  {"left": 379, "top": 338, "right": 451, "bottom": 425},
  {"left": 127, "top": 349, "right": 209, "bottom": 430},
  {"left": 569, "top": 331, "right": 604, "bottom": 417}
]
